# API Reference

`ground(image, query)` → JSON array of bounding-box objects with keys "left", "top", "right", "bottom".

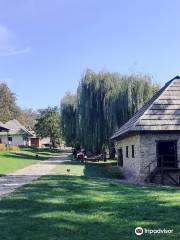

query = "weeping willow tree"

[
  {"left": 61, "top": 69, "right": 159, "bottom": 153},
  {"left": 77, "top": 70, "right": 107, "bottom": 153},
  {"left": 60, "top": 92, "right": 78, "bottom": 147}
]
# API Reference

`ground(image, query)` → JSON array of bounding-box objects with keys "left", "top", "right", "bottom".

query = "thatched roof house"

[{"left": 111, "top": 76, "right": 180, "bottom": 185}]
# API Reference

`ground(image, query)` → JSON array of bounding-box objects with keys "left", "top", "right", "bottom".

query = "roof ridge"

[{"left": 4, "top": 119, "right": 34, "bottom": 136}]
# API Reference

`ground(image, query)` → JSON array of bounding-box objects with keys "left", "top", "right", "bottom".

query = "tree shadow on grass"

[
  {"left": 1, "top": 152, "right": 71, "bottom": 165},
  {"left": 84, "top": 163, "right": 124, "bottom": 179},
  {"left": 3, "top": 152, "right": 47, "bottom": 161},
  {"left": 21, "top": 147, "right": 69, "bottom": 154},
  {"left": 0, "top": 175, "right": 180, "bottom": 240},
  {"left": 61, "top": 161, "right": 122, "bottom": 179}
]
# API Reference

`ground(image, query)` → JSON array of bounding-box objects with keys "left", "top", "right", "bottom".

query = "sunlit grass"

[
  {"left": 0, "top": 147, "right": 63, "bottom": 175},
  {"left": 0, "top": 176, "right": 180, "bottom": 240},
  {"left": 0, "top": 151, "right": 40, "bottom": 175},
  {"left": 54, "top": 160, "right": 122, "bottom": 179}
]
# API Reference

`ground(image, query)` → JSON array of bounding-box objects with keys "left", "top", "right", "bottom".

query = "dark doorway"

[
  {"left": 117, "top": 148, "right": 123, "bottom": 166},
  {"left": 156, "top": 140, "right": 177, "bottom": 168}
]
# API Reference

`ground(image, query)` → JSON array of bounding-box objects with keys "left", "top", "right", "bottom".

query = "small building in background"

[
  {"left": 30, "top": 137, "right": 41, "bottom": 148},
  {"left": 0, "top": 119, "right": 34, "bottom": 146},
  {"left": 30, "top": 137, "right": 51, "bottom": 148},
  {"left": 0, "top": 122, "right": 9, "bottom": 136}
]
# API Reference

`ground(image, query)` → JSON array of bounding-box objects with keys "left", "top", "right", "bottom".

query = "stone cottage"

[{"left": 111, "top": 76, "right": 180, "bottom": 185}]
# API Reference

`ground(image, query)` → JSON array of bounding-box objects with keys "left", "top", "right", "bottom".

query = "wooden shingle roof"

[{"left": 111, "top": 76, "right": 180, "bottom": 140}]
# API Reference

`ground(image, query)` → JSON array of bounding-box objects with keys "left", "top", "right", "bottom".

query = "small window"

[
  {"left": 132, "top": 145, "right": 135, "bottom": 158},
  {"left": 126, "top": 146, "right": 129, "bottom": 158},
  {"left": 8, "top": 137, "right": 12, "bottom": 141},
  {"left": 8, "top": 136, "right": 12, "bottom": 144}
]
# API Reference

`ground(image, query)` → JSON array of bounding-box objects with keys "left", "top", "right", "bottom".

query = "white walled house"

[
  {"left": 111, "top": 76, "right": 180, "bottom": 186},
  {"left": 0, "top": 119, "right": 34, "bottom": 146}
]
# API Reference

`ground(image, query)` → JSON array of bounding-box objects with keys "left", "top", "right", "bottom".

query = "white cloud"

[{"left": 0, "top": 24, "right": 30, "bottom": 56}]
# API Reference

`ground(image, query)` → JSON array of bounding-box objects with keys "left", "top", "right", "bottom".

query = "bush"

[
  {"left": 0, "top": 144, "right": 6, "bottom": 151},
  {"left": 7, "top": 145, "right": 20, "bottom": 152},
  {"left": 0, "top": 144, "right": 20, "bottom": 152}
]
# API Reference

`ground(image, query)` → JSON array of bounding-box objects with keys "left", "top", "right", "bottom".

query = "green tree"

[
  {"left": 61, "top": 69, "right": 159, "bottom": 153},
  {"left": 16, "top": 108, "right": 37, "bottom": 129},
  {"left": 60, "top": 92, "right": 77, "bottom": 147},
  {"left": 35, "top": 107, "right": 61, "bottom": 148},
  {"left": 0, "top": 82, "right": 37, "bottom": 129},
  {"left": 0, "top": 82, "right": 19, "bottom": 122}
]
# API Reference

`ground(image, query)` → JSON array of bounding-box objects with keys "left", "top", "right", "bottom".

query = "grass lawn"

[
  {"left": 0, "top": 151, "right": 40, "bottom": 175},
  {"left": 0, "top": 159, "right": 180, "bottom": 239},
  {"left": 0, "top": 147, "right": 63, "bottom": 175},
  {"left": 54, "top": 160, "right": 123, "bottom": 179},
  {"left": 21, "top": 147, "right": 67, "bottom": 157}
]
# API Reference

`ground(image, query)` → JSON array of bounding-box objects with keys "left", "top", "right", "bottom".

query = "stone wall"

[
  {"left": 115, "top": 133, "right": 180, "bottom": 182},
  {"left": 139, "top": 134, "right": 180, "bottom": 180},
  {"left": 115, "top": 134, "right": 141, "bottom": 180}
]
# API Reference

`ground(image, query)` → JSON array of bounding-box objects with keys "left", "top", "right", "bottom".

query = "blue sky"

[{"left": 0, "top": 0, "right": 180, "bottom": 109}]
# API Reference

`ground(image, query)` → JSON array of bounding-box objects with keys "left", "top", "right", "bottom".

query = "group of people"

[
  {"left": 72, "top": 148, "right": 87, "bottom": 161},
  {"left": 72, "top": 148, "right": 107, "bottom": 162}
]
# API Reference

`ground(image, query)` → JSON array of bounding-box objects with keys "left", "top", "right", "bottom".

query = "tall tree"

[
  {"left": 60, "top": 92, "right": 77, "bottom": 147},
  {"left": 0, "top": 82, "right": 37, "bottom": 129},
  {"left": 0, "top": 82, "right": 19, "bottom": 122},
  {"left": 35, "top": 107, "right": 61, "bottom": 148},
  {"left": 61, "top": 69, "right": 159, "bottom": 153},
  {"left": 17, "top": 108, "right": 37, "bottom": 129}
]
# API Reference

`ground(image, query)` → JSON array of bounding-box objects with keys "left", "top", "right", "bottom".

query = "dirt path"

[{"left": 0, "top": 154, "right": 70, "bottom": 197}]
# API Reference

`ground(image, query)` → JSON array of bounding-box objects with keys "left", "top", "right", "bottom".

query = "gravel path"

[{"left": 0, "top": 154, "right": 69, "bottom": 197}]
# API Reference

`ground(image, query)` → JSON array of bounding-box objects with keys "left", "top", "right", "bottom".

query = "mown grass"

[
  {"left": 1, "top": 154, "right": 180, "bottom": 239},
  {"left": 0, "top": 147, "right": 63, "bottom": 175},
  {"left": 0, "top": 151, "right": 40, "bottom": 175},
  {"left": 21, "top": 147, "right": 66, "bottom": 157},
  {"left": 54, "top": 160, "right": 123, "bottom": 179},
  {"left": 0, "top": 175, "right": 180, "bottom": 240}
]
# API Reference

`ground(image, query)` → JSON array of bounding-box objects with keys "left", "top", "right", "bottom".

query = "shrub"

[
  {"left": 0, "top": 144, "right": 7, "bottom": 151},
  {"left": 7, "top": 145, "right": 20, "bottom": 152},
  {"left": 0, "top": 144, "right": 20, "bottom": 152}
]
